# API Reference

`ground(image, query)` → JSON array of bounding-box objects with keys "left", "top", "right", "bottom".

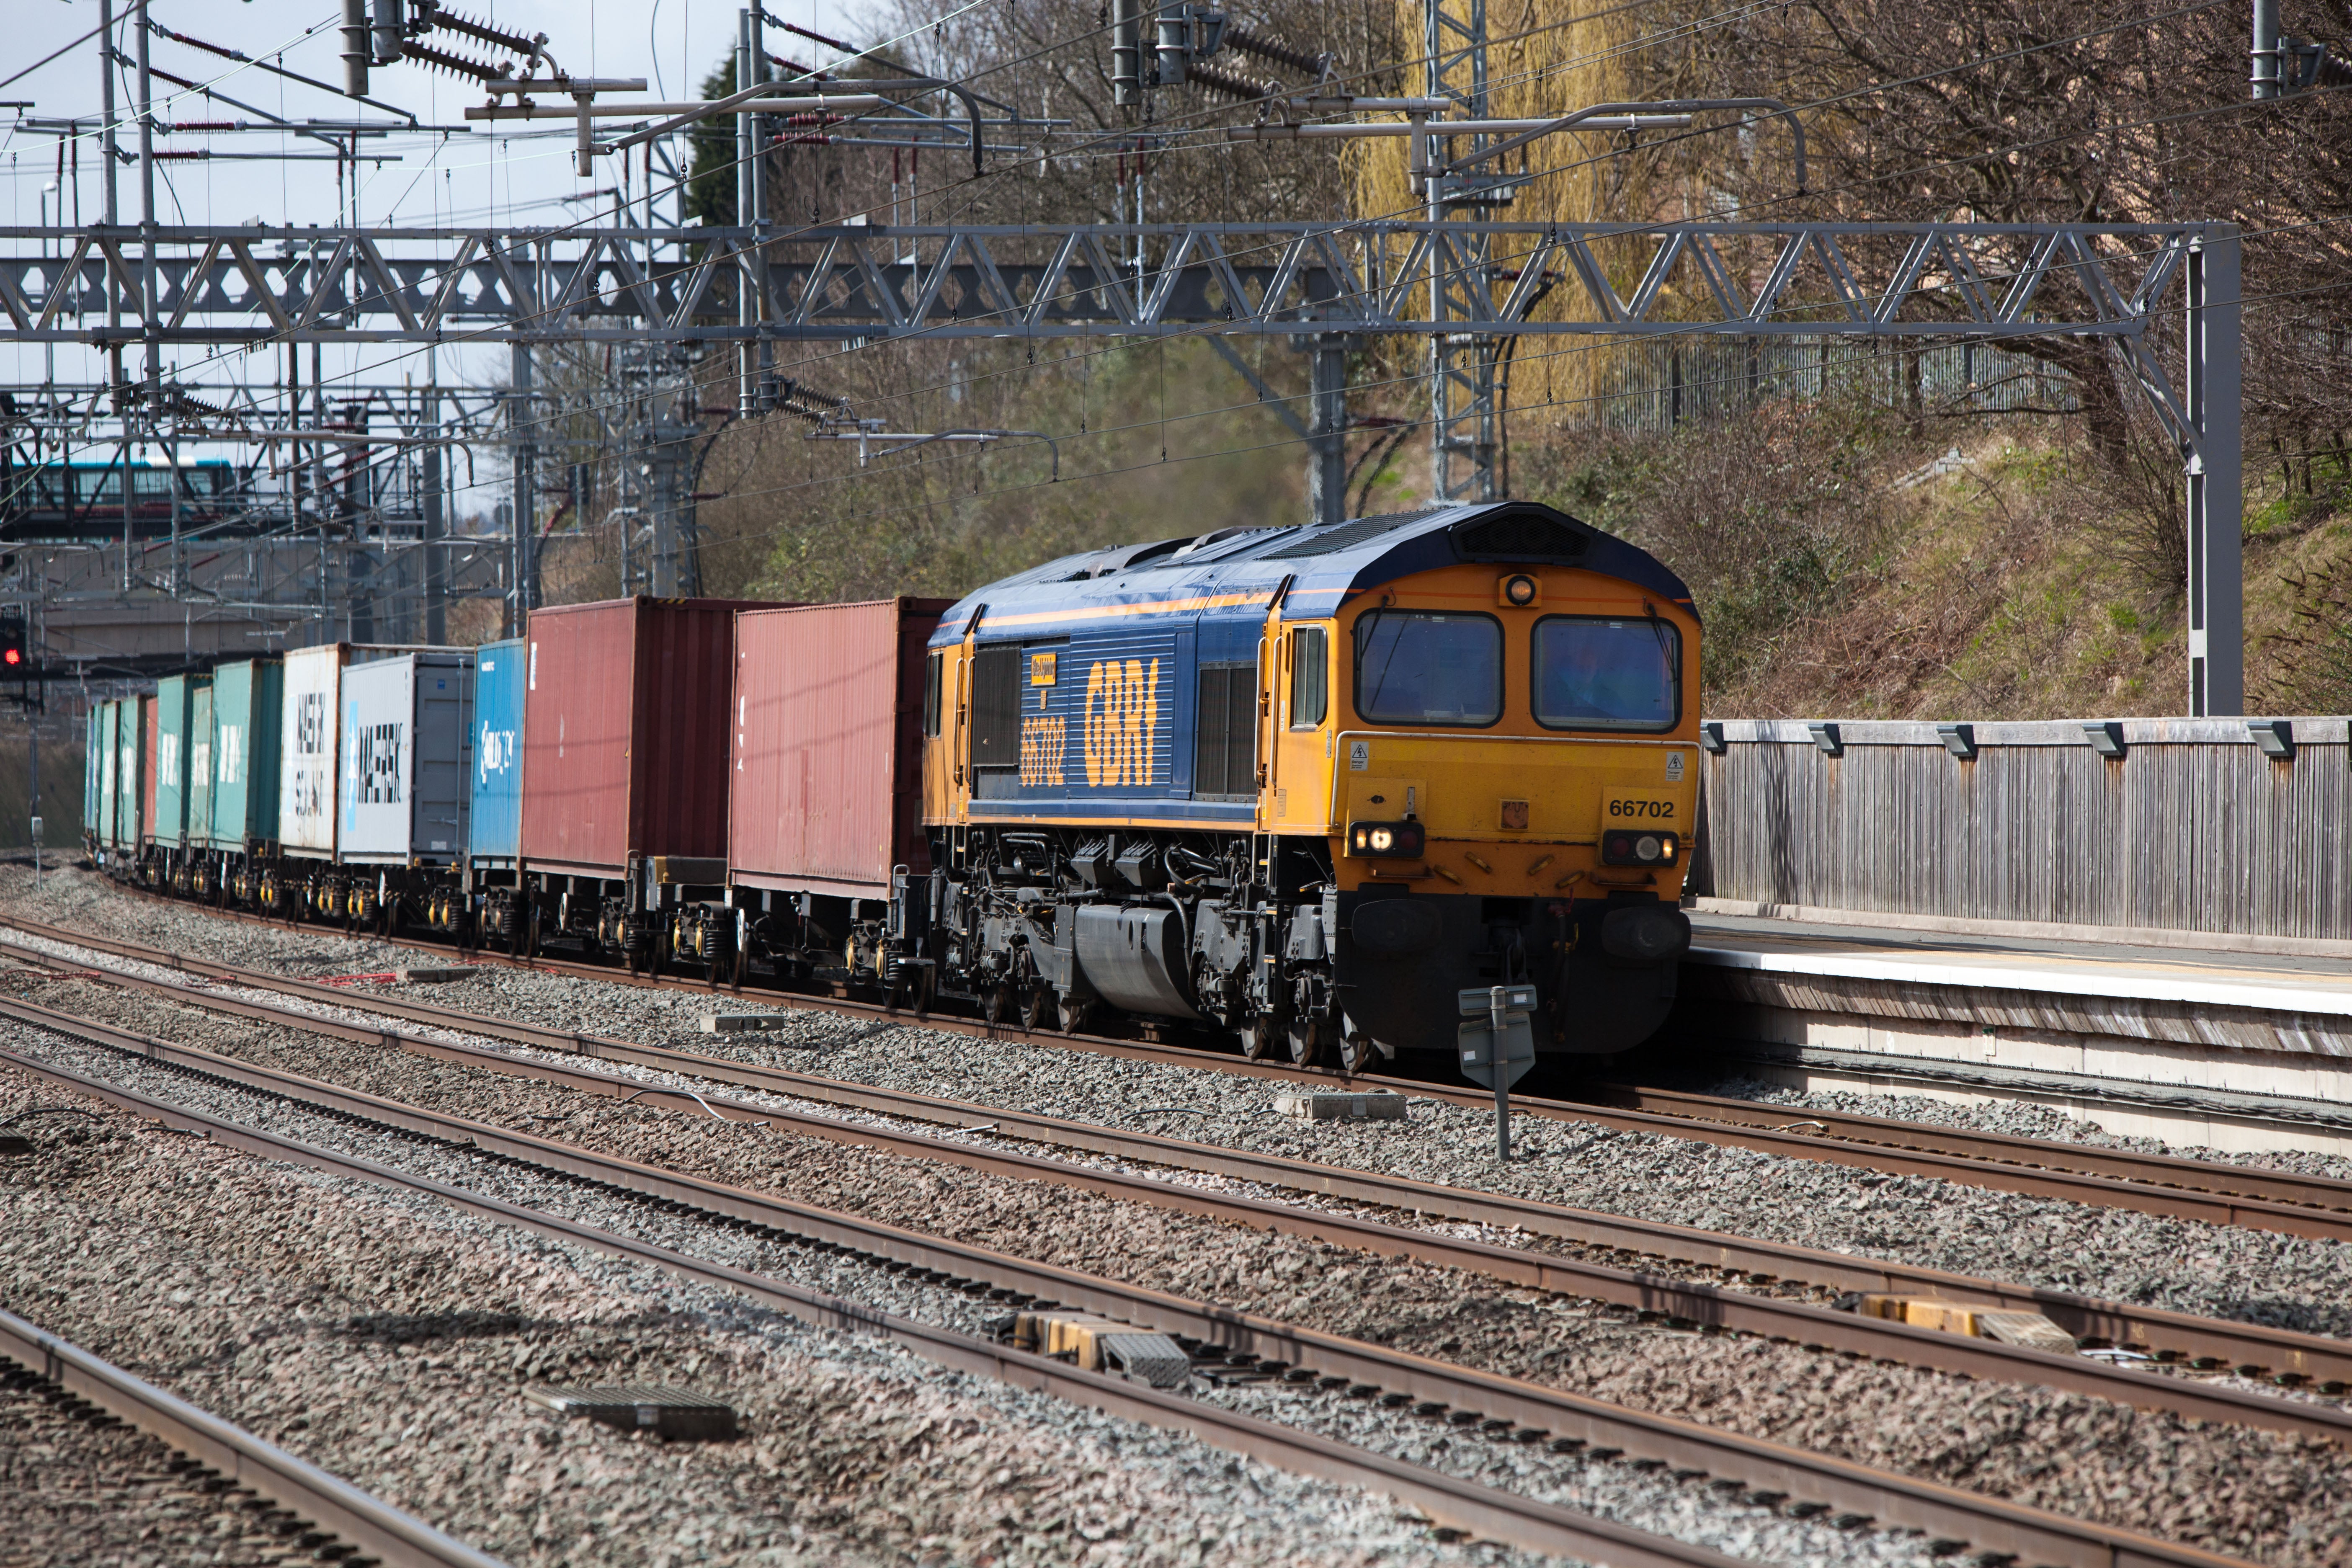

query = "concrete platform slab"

[{"left": 1676, "top": 911, "right": 2352, "bottom": 1158}]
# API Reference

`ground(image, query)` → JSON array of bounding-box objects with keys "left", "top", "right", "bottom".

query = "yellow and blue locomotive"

[{"left": 907, "top": 500, "right": 1699, "bottom": 1073}]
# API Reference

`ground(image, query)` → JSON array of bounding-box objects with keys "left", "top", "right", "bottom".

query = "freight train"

[{"left": 84, "top": 500, "right": 1699, "bottom": 1073}]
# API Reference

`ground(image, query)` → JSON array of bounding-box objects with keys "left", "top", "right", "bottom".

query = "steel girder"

[
  {"left": 0, "top": 218, "right": 2243, "bottom": 709},
  {"left": 0, "top": 220, "right": 2217, "bottom": 353}
]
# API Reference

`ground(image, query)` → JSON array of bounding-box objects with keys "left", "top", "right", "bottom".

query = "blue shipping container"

[{"left": 469, "top": 637, "right": 525, "bottom": 863}]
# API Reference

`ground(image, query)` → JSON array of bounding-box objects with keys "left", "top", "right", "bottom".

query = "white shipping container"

[
  {"left": 339, "top": 652, "right": 474, "bottom": 863},
  {"left": 279, "top": 644, "right": 345, "bottom": 856}
]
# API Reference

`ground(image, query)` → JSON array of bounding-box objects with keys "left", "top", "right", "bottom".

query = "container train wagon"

[{"left": 83, "top": 501, "right": 1700, "bottom": 1074}]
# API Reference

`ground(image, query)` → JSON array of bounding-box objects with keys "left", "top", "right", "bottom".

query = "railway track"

[
  {"left": 0, "top": 1306, "right": 508, "bottom": 1568},
  {"left": 1585, "top": 1082, "right": 2352, "bottom": 1213},
  {"left": 47, "top": 896, "right": 2352, "bottom": 1243},
  {"left": 0, "top": 1003, "right": 2261, "bottom": 1568},
  {"left": 12, "top": 922, "right": 2352, "bottom": 1436}
]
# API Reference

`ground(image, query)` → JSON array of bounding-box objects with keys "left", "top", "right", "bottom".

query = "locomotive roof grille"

[
  {"left": 1450, "top": 512, "right": 1589, "bottom": 562},
  {"left": 1260, "top": 509, "right": 1439, "bottom": 559}
]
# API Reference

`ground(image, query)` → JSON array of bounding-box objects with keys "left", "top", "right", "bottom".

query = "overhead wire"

[{"left": 19, "top": 0, "right": 2337, "bottom": 543}]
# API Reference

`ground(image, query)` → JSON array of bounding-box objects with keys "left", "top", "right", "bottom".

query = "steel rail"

[
  {"left": 14, "top": 922, "right": 2352, "bottom": 1400},
  {"left": 1582, "top": 1082, "right": 2352, "bottom": 1215},
  {"left": 0, "top": 1054, "right": 1738, "bottom": 1568},
  {"left": 0, "top": 1308, "right": 511, "bottom": 1568},
  {"left": 46, "top": 902, "right": 2352, "bottom": 1243},
  {"left": 0, "top": 1021, "right": 2262, "bottom": 1568}
]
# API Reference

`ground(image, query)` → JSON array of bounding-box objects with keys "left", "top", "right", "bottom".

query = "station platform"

[{"left": 1671, "top": 907, "right": 2352, "bottom": 1158}]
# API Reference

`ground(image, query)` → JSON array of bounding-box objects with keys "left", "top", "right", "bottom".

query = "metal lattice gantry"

[
  {"left": 1423, "top": 0, "right": 1499, "bottom": 507},
  {"left": 0, "top": 214, "right": 2245, "bottom": 710},
  {"left": 0, "top": 377, "right": 511, "bottom": 674}
]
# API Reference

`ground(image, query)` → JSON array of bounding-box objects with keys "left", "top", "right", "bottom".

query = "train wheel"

[
  {"left": 1287, "top": 1016, "right": 1330, "bottom": 1068},
  {"left": 1243, "top": 1018, "right": 1281, "bottom": 1061},
  {"left": 1020, "top": 986, "right": 1050, "bottom": 1032},
  {"left": 983, "top": 985, "right": 1009, "bottom": 1027},
  {"left": 1055, "top": 993, "right": 1089, "bottom": 1035},
  {"left": 1336, "top": 1028, "right": 1379, "bottom": 1075},
  {"left": 910, "top": 965, "right": 934, "bottom": 1019},
  {"left": 730, "top": 941, "right": 750, "bottom": 991}
]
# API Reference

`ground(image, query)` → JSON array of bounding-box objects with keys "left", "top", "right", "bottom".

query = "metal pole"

[
  {"left": 2253, "top": 0, "right": 2282, "bottom": 98},
  {"left": 746, "top": 5, "right": 774, "bottom": 408},
  {"left": 1426, "top": 0, "right": 1500, "bottom": 505},
  {"left": 98, "top": 0, "right": 118, "bottom": 227},
  {"left": 100, "top": 0, "right": 128, "bottom": 590},
  {"left": 421, "top": 376, "right": 446, "bottom": 643},
  {"left": 735, "top": 10, "right": 759, "bottom": 416},
  {"left": 1305, "top": 335, "right": 1349, "bottom": 527},
  {"left": 511, "top": 342, "right": 538, "bottom": 628},
  {"left": 136, "top": 0, "right": 156, "bottom": 409},
  {"left": 2186, "top": 227, "right": 2244, "bottom": 716},
  {"left": 1488, "top": 985, "right": 1510, "bottom": 1161}
]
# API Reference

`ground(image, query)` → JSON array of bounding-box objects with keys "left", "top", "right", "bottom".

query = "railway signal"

[{"left": 1459, "top": 984, "right": 1537, "bottom": 1159}]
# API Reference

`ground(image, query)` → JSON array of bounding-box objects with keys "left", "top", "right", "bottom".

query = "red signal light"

[{"left": 3, "top": 649, "right": 20, "bottom": 666}]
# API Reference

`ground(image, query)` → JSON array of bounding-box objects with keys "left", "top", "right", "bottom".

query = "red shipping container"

[
  {"left": 140, "top": 695, "right": 159, "bottom": 846},
  {"left": 730, "top": 598, "right": 952, "bottom": 895},
  {"left": 521, "top": 597, "right": 787, "bottom": 877}
]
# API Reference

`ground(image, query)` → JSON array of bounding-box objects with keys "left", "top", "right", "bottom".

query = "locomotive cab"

[
  {"left": 912, "top": 501, "right": 1699, "bottom": 1076},
  {"left": 1318, "top": 556, "right": 1697, "bottom": 1062}
]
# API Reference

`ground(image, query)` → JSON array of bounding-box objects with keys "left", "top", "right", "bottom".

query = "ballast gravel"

[
  {"left": 12, "top": 968, "right": 2352, "bottom": 1567},
  {"left": 9, "top": 869, "right": 2351, "bottom": 1343},
  {"left": 18, "top": 866, "right": 2351, "bottom": 1342},
  {"left": 0, "top": 1070, "right": 1555, "bottom": 1568},
  {"left": 0, "top": 1008, "right": 1958, "bottom": 1568},
  {"left": 0, "top": 1341, "right": 316, "bottom": 1568},
  {"left": 1688, "top": 1070, "right": 2352, "bottom": 1185}
]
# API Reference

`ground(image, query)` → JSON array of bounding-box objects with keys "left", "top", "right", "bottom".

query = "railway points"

[
  {"left": 4, "top": 1058, "right": 1505, "bottom": 1567},
  {"left": 12, "top": 911, "right": 2352, "bottom": 1418},
  {"left": 0, "top": 1006, "right": 2285, "bottom": 1568},
  {"left": 24, "top": 894, "right": 2352, "bottom": 1246}
]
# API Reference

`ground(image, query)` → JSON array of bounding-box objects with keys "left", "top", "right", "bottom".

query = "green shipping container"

[
  {"left": 152, "top": 675, "right": 201, "bottom": 850},
  {"left": 187, "top": 682, "right": 216, "bottom": 851},
  {"left": 114, "top": 697, "right": 144, "bottom": 851},
  {"left": 83, "top": 706, "right": 100, "bottom": 845},
  {"left": 95, "top": 701, "right": 119, "bottom": 851},
  {"left": 206, "top": 658, "right": 282, "bottom": 852}
]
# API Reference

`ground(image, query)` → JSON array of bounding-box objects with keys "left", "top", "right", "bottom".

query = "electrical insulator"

[
  {"left": 1119, "top": 5, "right": 1231, "bottom": 102},
  {"left": 371, "top": 0, "right": 408, "bottom": 65}
]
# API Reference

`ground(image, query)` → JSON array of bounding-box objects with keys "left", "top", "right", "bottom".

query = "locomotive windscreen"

[
  {"left": 1532, "top": 616, "right": 1681, "bottom": 730},
  {"left": 1352, "top": 611, "right": 1503, "bottom": 726}
]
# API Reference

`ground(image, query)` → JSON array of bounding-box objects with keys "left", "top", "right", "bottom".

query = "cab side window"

[
  {"left": 1288, "top": 626, "right": 1328, "bottom": 728},
  {"left": 923, "top": 652, "right": 943, "bottom": 737}
]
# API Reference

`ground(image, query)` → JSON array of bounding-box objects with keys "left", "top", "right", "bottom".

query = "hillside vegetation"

[{"left": 512, "top": 0, "right": 2352, "bottom": 721}]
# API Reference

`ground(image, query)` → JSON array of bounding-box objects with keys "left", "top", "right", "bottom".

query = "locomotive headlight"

[
  {"left": 1499, "top": 573, "right": 1541, "bottom": 608},
  {"left": 1602, "top": 829, "right": 1680, "bottom": 867},
  {"left": 1348, "top": 820, "right": 1426, "bottom": 859}
]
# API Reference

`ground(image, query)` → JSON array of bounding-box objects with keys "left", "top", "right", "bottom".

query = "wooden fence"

[{"left": 1693, "top": 718, "right": 2352, "bottom": 941}]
